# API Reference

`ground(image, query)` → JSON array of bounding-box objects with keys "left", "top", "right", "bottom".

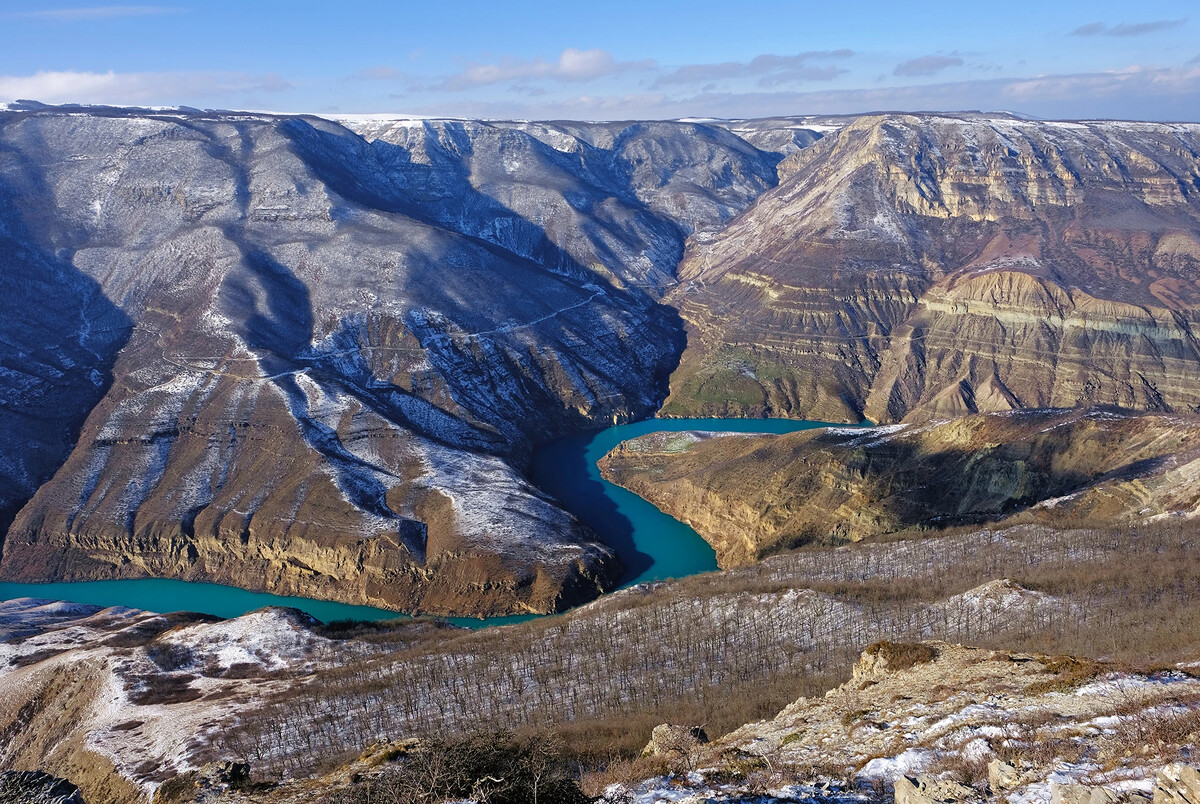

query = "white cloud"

[
  {"left": 431, "top": 48, "right": 655, "bottom": 91},
  {"left": 403, "top": 64, "right": 1200, "bottom": 123},
  {"left": 8, "top": 6, "right": 181, "bottom": 21},
  {"left": 1071, "top": 18, "right": 1187, "bottom": 36},
  {"left": 0, "top": 71, "right": 291, "bottom": 106},
  {"left": 894, "top": 56, "right": 964, "bottom": 77},
  {"left": 1001, "top": 64, "right": 1200, "bottom": 101},
  {"left": 653, "top": 50, "right": 854, "bottom": 88}
]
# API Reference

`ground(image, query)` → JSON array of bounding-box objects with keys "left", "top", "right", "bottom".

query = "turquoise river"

[{"left": 0, "top": 418, "right": 842, "bottom": 627}]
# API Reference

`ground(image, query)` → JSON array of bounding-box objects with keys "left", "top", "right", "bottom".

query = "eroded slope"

[
  {"left": 662, "top": 114, "right": 1200, "bottom": 423},
  {"left": 6, "top": 519, "right": 1200, "bottom": 803},
  {"left": 599, "top": 408, "right": 1200, "bottom": 566}
]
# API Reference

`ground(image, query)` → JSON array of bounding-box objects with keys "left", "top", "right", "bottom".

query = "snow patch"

[
  {"left": 157, "top": 608, "right": 323, "bottom": 671},
  {"left": 860, "top": 747, "right": 936, "bottom": 781}
]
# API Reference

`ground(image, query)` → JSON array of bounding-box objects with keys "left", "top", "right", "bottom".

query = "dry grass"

[
  {"left": 1026, "top": 656, "right": 1104, "bottom": 694},
  {"left": 925, "top": 753, "right": 991, "bottom": 790},
  {"left": 209, "top": 520, "right": 1200, "bottom": 780},
  {"left": 126, "top": 673, "right": 202, "bottom": 706},
  {"left": 578, "top": 755, "right": 669, "bottom": 798},
  {"left": 1097, "top": 688, "right": 1200, "bottom": 767},
  {"left": 993, "top": 709, "right": 1089, "bottom": 769}
]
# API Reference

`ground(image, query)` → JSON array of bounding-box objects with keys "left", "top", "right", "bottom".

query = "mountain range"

[{"left": 1, "top": 104, "right": 1199, "bottom": 616}]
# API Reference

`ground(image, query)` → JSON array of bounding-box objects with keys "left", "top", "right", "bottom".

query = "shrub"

[
  {"left": 864, "top": 641, "right": 938, "bottom": 671},
  {"left": 220, "top": 662, "right": 264, "bottom": 679},
  {"left": 926, "top": 752, "right": 990, "bottom": 790},
  {"left": 1026, "top": 656, "right": 1102, "bottom": 694},
  {"left": 348, "top": 730, "right": 589, "bottom": 804},
  {"left": 1099, "top": 690, "right": 1200, "bottom": 765},
  {"left": 578, "top": 755, "right": 668, "bottom": 799},
  {"left": 128, "top": 673, "right": 202, "bottom": 705},
  {"left": 147, "top": 642, "right": 195, "bottom": 672}
]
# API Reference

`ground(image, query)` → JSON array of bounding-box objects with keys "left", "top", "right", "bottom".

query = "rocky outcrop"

[
  {"left": 895, "top": 775, "right": 983, "bottom": 804},
  {"left": 1053, "top": 782, "right": 1127, "bottom": 804},
  {"left": 1156, "top": 766, "right": 1200, "bottom": 804},
  {"left": 641, "top": 724, "right": 709, "bottom": 759},
  {"left": 702, "top": 643, "right": 1200, "bottom": 801},
  {"left": 0, "top": 772, "right": 86, "bottom": 804},
  {"left": 853, "top": 641, "right": 939, "bottom": 681},
  {"left": 988, "top": 759, "right": 1025, "bottom": 793},
  {"left": 598, "top": 408, "right": 1200, "bottom": 566},
  {"left": 0, "top": 106, "right": 783, "bottom": 616},
  {"left": 661, "top": 114, "right": 1200, "bottom": 425}
]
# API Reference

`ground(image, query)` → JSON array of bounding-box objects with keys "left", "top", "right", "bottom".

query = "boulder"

[
  {"left": 1155, "top": 766, "right": 1200, "bottom": 804},
  {"left": 0, "top": 771, "right": 85, "bottom": 804},
  {"left": 894, "top": 774, "right": 983, "bottom": 804},
  {"left": 641, "top": 724, "right": 710, "bottom": 758},
  {"left": 988, "top": 759, "right": 1023, "bottom": 792},
  {"left": 1051, "top": 783, "right": 1120, "bottom": 804}
]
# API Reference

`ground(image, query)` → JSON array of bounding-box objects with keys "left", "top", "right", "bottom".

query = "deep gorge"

[{"left": 1, "top": 105, "right": 1200, "bottom": 618}]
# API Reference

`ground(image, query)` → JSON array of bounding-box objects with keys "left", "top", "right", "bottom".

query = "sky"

[{"left": 0, "top": 0, "right": 1197, "bottom": 121}]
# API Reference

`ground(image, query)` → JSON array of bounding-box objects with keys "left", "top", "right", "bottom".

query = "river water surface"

[
  {"left": 0, "top": 417, "right": 841, "bottom": 625},
  {"left": 531, "top": 417, "right": 841, "bottom": 586}
]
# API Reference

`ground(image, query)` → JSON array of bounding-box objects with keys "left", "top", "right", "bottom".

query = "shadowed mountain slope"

[{"left": 0, "top": 107, "right": 788, "bottom": 615}]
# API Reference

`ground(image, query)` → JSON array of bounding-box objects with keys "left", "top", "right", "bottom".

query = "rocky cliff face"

[
  {"left": 0, "top": 106, "right": 784, "bottom": 615},
  {"left": 661, "top": 114, "right": 1200, "bottom": 424},
  {"left": 0, "top": 771, "right": 87, "bottom": 804},
  {"left": 598, "top": 408, "right": 1200, "bottom": 566},
  {"left": 344, "top": 117, "right": 781, "bottom": 273}
]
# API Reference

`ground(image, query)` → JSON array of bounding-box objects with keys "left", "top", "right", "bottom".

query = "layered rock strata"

[
  {"left": 661, "top": 114, "right": 1200, "bottom": 424},
  {"left": 8, "top": 107, "right": 1200, "bottom": 614},
  {"left": 599, "top": 407, "right": 1200, "bottom": 566}
]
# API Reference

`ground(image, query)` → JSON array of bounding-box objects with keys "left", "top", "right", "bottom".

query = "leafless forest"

[{"left": 211, "top": 520, "right": 1200, "bottom": 778}]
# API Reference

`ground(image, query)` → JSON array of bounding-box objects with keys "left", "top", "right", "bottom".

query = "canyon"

[
  {"left": 1, "top": 105, "right": 1200, "bottom": 617},
  {"left": 0, "top": 104, "right": 798, "bottom": 616}
]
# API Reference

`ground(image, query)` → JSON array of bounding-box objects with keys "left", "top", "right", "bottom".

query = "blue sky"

[{"left": 0, "top": 0, "right": 1197, "bottom": 120}]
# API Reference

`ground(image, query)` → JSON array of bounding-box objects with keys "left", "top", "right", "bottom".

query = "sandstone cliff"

[
  {"left": 598, "top": 408, "right": 1200, "bottom": 566},
  {"left": 661, "top": 114, "right": 1200, "bottom": 424}
]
